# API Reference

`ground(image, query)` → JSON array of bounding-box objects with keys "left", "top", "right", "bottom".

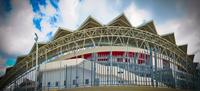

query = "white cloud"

[
  {"left": 59, "top": 0, "right": 80, "bottom": 29},
  {"left": 0, "top": 0, "right": 153, "bottom": 57},
  {"left": 0, "top": 0, "right": 74, "bottom": 56},
  {"left": 194, "top": 51, "right": 200, "bottom": 64},
  {"left": 0, "top": 0, "right": 35, "bottom": 56},
  {"left": 32, "top": 0, "right": 63, "bottom": 42},
  {"left": 156, "top": 0, "right": 200, "bottom": 63},
  {"left": 76, "top": 0, "right": 121, "bottom": 25},
  {"left": 125, "top": 3, "right": 152, "bottom": 26},
  {"left": 157, "top": 19, "right": 181, "bottom": 35},
  {"left": 40, "top": 1, "right": 57, "bottom": 17},
  {"left": 157, "top": 18, "right": 200, "bottom": 63}
]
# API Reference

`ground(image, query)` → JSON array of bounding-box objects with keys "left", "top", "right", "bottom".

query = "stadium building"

[{"left": 0, "top": 14, "right": 199, "bottom": 91}]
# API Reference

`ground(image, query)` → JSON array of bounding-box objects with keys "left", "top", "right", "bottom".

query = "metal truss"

[{"left": 0, "top": 26, "right": 193, "bottom": 88}]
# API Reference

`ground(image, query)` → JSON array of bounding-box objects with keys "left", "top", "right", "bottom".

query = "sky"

[{"left": 0, "top": 0, "right": 200, "bottom": 76}]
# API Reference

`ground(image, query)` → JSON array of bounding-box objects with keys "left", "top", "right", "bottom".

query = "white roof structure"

[{"left": 40, "top": 58, "right": 86, "bottom": 71}]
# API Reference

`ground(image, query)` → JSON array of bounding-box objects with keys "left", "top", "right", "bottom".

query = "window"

[
  {"left": 85, "top": 79, "right": 89, "bottom": 85},
  {"left": 117, "top": 58, "right": 123, "bottom": 62},
  {"left": 73, "top": 80, "right": 76, "bottom": 85},
  {"left": 64, "top": 80, "right": 66, "bottom": 86},
  {"left": 163, "top": 59, "right": 170, "bottom": 69},
  {"left": 48, "top": 82, "right": 51, "bottom": 87},
  {"left": 118, "top": 81, "right": 124, "bottom": 84},
  {"left": 39, "top": 82, "right": 42, "bottom": 88},
  {"left": 55, "top": 81, "right": 59, "bottom": 87}
]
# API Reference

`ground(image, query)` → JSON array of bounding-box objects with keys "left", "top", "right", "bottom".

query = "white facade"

[{"left": 39, "top": 58, "right": 169, "bottom": 89}]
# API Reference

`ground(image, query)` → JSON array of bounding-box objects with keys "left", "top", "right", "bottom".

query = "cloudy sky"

[{"left": 0, "top": 0, "right": 200, "bottom": 76}]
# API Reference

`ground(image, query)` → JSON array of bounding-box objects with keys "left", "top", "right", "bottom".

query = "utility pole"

[{"left": 34, "top": 33, "right": 38, "bottom": 91}]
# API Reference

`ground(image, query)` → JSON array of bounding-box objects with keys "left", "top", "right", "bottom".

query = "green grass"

[{"left": 58, "top": 86, "right": 190, "bottom": 91}]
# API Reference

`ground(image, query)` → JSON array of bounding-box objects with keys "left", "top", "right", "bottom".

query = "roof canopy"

[
  {"left": 178, "top": 44, "right": 188, "bottom": 53},
  {"left": 188, "top": 55, "right": 195, "bottom": 62},
  {"left": 53, "top": 27, "right": 72, "bottom": 40},
  {"left": 29, "top": 43, "right": 46, "bottom": 53},
  {"left": 16, "top": 55, "right": 27, "bottom": 64},
  {"left": 78, "top": 16, "right": 102, "bottom": 30},
  {"left": 137, "top": 21, "right": 157, "bottom": 34},
  {"left": 161, "top": 33, "right": 176, "bottom": 44},
  {"left": 107, "top": 14, "right": 132, "bottom": 27}
]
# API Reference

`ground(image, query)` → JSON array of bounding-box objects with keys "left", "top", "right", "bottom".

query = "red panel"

[
  {"left": 83, "top": 53, "right": 92, "bottom": 59},
  {"left": 127, "top": 52, "right": 134, "bottom": 57},
  {"left": 97, "top": 52, "right": 110, "bottom": 57},
  {"left": 139, "top": 53, "right": 144, "bottom": 59},
  {"left": 112, "top": 51, "right": 124, "bottom": 56}
]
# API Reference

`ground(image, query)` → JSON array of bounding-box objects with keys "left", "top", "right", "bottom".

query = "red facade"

[{"left": 66, "top": 51, "right": 150, "bottom": 64}]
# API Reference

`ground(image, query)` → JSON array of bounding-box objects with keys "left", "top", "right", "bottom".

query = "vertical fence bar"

[
  {"left": 70, "top": 66, "right": 72, "bottom": 88},
  {"left": 134, "top": 52, "right": 137, "bottom": 85},
  {"left": 83, "top": 60, "right": 84, "bottom": 87},
  {"left": 65, "top": 64, "right": 67, "bottom": 88},
  {"left": 150, "top": 47, "right": 154, "bottom": 87},
  {"left": 154, "top": 48, "right": 158, "bottom": 87}
]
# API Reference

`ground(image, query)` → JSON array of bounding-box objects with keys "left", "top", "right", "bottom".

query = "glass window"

[
  {"left": 55, "top": 81, "right": 59, "bottom": 87},
  {"left": 85, "top": 79, "right": 89, "bottom": 85},
  {"left": 48, "top": 82, "right": 51, "bottom": 87},
  {"left": 64, "top": 80, "right": 66, "bottom": 86},
  {"left": 73, "top": 80, "right": 76, "bottom": 85},
  {"left": 118, "top": 80, "right": 124, "bottom": 84}
]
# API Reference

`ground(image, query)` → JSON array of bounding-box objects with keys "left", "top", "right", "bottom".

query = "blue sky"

[{"left": 0, "top": 0, "right": 200, "bottom": 76}]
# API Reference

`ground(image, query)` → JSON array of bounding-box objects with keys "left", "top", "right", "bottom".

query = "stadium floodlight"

[{"left": 34, "top": 33, "right": 38, "bottom": 91}]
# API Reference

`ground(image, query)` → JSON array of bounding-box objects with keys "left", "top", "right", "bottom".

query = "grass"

[{"left": 57, "top": 86, "right": 191, "bottom": 91}]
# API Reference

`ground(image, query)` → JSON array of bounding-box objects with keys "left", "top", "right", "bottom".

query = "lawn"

[{"left": 58, "top": 86, "right": 191, "bottom": 91}]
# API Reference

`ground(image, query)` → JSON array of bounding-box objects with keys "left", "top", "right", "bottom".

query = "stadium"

[{"left": 0, "top": 14, "right": 199, "bottom": 91}]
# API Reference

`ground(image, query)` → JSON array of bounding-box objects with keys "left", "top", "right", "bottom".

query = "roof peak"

[
  {"left": 161, "top": 33, "right": 176, "bottom": 44},
  {"left": 137, "top": 20, "right": 153, "bottom": 28},
  {"left": 107, "top": 13, "right": 132, "bottom": 27},
  {"left": 137, "top": 20, "right": 157, "bottom": 34},
  {"left": 160, "top": 32, "right": 175, "bottom": 37},
  {"left": 77, "top": 15, "right": 102, "bottom": 30}
]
